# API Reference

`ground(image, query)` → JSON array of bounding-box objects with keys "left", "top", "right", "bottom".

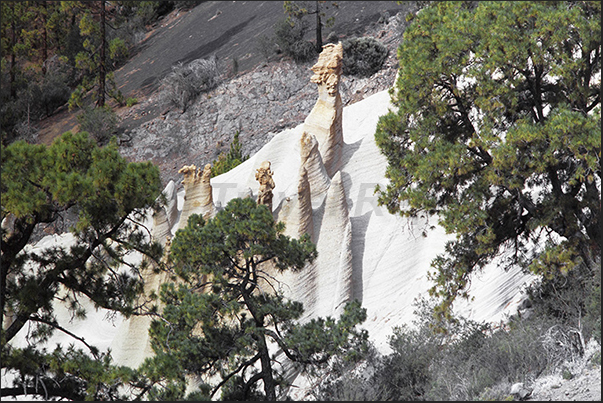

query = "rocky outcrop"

[
  {"left": 299, "top": 131, "right": 331, "bottom": 198},
  {"left": 302, "top": 42, "right": 344, "bottom": 177},
  {"left": 314, "top": 171, "right": 354, "bottom": 317},
  {"left": 113, "top": 181, "right": 179, "bottom": 369},
  {"left": 276, "top": 166, "right": 315, "bottom": 243},
  {"left": 296, "top": 167, "right": 314, "bottom": 241},
  {"left": 255, "top": 160, "right": 275, "bottom": 212},
  {"left": 178, "top": 163, "right": 214, "bottom": 229},
  {"left": 152, "top": 180, "right": 179, "bottom": 245}
]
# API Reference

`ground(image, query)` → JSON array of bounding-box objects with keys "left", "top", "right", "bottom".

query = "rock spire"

[
  {"left": 255, "top": 160, "right": 275, "bottom": 211},
  {"left": 178, "top": 163, "right": 214, "bottom": 229},
  {"left": 303, "top": 42, "right": 344, "bottom": 177},
  {"left": 300, "top": 131, "right": 331, "bottom": 198}
]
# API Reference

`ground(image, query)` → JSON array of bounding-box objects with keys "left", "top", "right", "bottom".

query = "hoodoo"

[
  {"left": 177, "top": 163, "right": 214, "bottom": 228},
  {"left": 255, "top": 160, "right": 276, "bottom": 211},
  {"left": 302, "top": 42, "right": 344, "bottom": 177},
  {"left": 151, "top": 179, "right": 178, "bottom": 245},
  {"left": 299, "top": 131, "right": 331, "bottom": 199}
]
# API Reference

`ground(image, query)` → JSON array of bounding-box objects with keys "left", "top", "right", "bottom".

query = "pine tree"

[
  {"left": 375, "top": 1, "right": 601, "bottom": 323},
  {"left": 210, "top": 131, "right": 249, "bottom": 177},
  {"left": 1, "top": 2, "right": 39, "bottom": 99},
  {"left": 283, "top": 1, "right": 338, "bottom": 53},
  {"left": 135, "top": 198, "right": 368, "bottom": 400},
  {"left": 1, "top": 131, "right": 163, "bottom": 400},
  {"left": 68, "top": 1, "right": 128, "bottom": 109}
]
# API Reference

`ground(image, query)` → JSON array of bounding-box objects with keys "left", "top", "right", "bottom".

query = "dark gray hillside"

[
  {"left": 113, "top": 1, "right": 416, "bottom": 185},
  {"left": 114, "top": 1, "right": 406, "bottom": 100}
]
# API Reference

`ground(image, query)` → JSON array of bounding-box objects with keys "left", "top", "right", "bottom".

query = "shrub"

[
  {"left": 527, "top": 259, "right": 600, "bottom": 344},
  {"left": 1, "top": 62, "right": 70, "bottom": 143},
  {"left": 377, "top": 324, "right": 440, "bottom": 400},
  {"left": 230, "top": 57, "right": 239, "bottom": 76},
  {"left": 159, "top": 56, "right": 221, "bottom": 112},
  {"left": 341, "top": 37, "right": 389, "bottom": 77},
  {"left": 126, "top": 97, "right": 138, "bottom": 107},
  {"left": 427, "top": 315, "right": 556, "bottom": 401},
  {"left": 274, "top": 18, "right": 304, "bottom": 52},
  {"left": 355, "top": 294, "right": 586, "bottom": 402},
  {"left": 211, "top": 131, "right": 249, "bottom": 177},
  {"left": 325, "top": 31, "right": 339, "bottom": 45},
  {"left": 311, "top": 344, "right": 384, "bottom": 401},
  {"left": 76, "top": 105, "right": 120, "bottom": 145},
  {"left": 256, "top": 34, "right": 277, "bottom": 61},
  {"left": 290, "top": 40, "right": 317, "bottom": 62},
  {"left": 273, "top": 18, "right": 316, "bottom": 63},
  {"left": 315, "top": 270, "right": 601, "bottom": 402},
  {"left": 39, "top": 61, "right": 72, "bottom": 116}
]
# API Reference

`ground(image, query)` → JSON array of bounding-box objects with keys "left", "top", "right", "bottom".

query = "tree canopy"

[
  {"left": 135, "top": 197, "right": 368, "bottom": 400},
  {"left": 1, "top": 131, "right": 163, "bottom": 400},
  {"left": 375, "top": 1, "right": 601, "bottom": 322},
  {"left": 0, "top": 1, "right": 174, "bottom": 144}
]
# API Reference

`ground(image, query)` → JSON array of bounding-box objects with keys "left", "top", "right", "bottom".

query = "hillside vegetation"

[{"left": 1, "top": 1, "right": 600, "bottom": 401}]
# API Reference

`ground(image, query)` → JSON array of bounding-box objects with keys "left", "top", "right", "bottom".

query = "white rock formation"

[
  {"left": 255, "top": 160, "right": 276, "bottom": 212},
  {"left": 296, "top": 167, "right": 315, "bottom": 241},
  {"left": 7, "top": 46, "right": 536, "bottom": 395},
  {"left": 113, "top": 181, "right": 179, "bottom": 369},
  {"left": 300, "top": 131, "right": 331, "bottom": 200},
  {"left": 302, "top": 42, "right": 344, "bottom": 177},
  {"left": 201, "top": 89, "right": 535, "bottom": 353},
  {"left": 178, "top": 163, "right": 214, "bottom": 228},
  {"left": 276, "top": 168, "right": 314, "bottom": 240},
  {"left": 151, "top": 179, "right": 179, "bottom": 245},
  {"left": 313, "top": 171, "right": 354, "bottom": 317}
]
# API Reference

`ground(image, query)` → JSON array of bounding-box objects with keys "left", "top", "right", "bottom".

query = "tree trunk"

[
  {"left": 315, "top": 1, "right": 322, "bottom": 53},
  {"left": 243, "top": 284, "right": 277, "bottom": 400},
  {"left": 258, "top": 334, "right": 277, "bottom": 400},
  {"left": 9, "top": 2, "right": 17, "bottom": 99},
  {"left": 41, "top": 0, "right": 48, "bottom": 76},
  {"left": 97, "top": 0, "right": 106, "bottom": 107}
]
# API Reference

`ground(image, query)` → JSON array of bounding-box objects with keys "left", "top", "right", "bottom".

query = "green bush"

[
  {"left": 526, "top": 259, "right": 600, "bottom": 344},
  {"left": 311, "top": 344, "right": 384, "bottom": 401},
  {"left": 427, "top": 315, "right": 558, "bottom": 401},
  {"left": 289, "top": 39, "right": 317, "bottom": 62},
  {"left": 159, "top": 56, "right": 221, "bottom": 113},
  {"left": 273, "top": 19, "right": 316, "bottom": 63},
  {"left": 76, "top": 105, "right": 120, "bottom": 145},
  {"left": 274, "top": 19, "right": 304, "bottom": 52},
  {"left": 256, "top": 34, "right": 277, "bottom": 62},
  {"left": 378, "top": 324, "right": 439, "bottom": 400},
  {"left": 39, "top": 62, "right": 72, "bottom": 116},
  {"left": 211, "top": 131, "right": 248, "bottom": 177},
  {"left": 1, "top": 60, "right": 71, "bottom": 144},
  {"left": 329, "top": 291, "right": 592, "bottom": 402},
  {"left": 341, "top": 37, "right": 388, "bottom": 77},
  {"left": 126, "top": 97, "right": 138, "bottom": 107}
]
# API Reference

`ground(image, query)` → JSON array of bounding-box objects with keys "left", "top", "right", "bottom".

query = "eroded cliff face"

[{"left": 110, "top": 43, "right": 535, "bottom": 378}]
